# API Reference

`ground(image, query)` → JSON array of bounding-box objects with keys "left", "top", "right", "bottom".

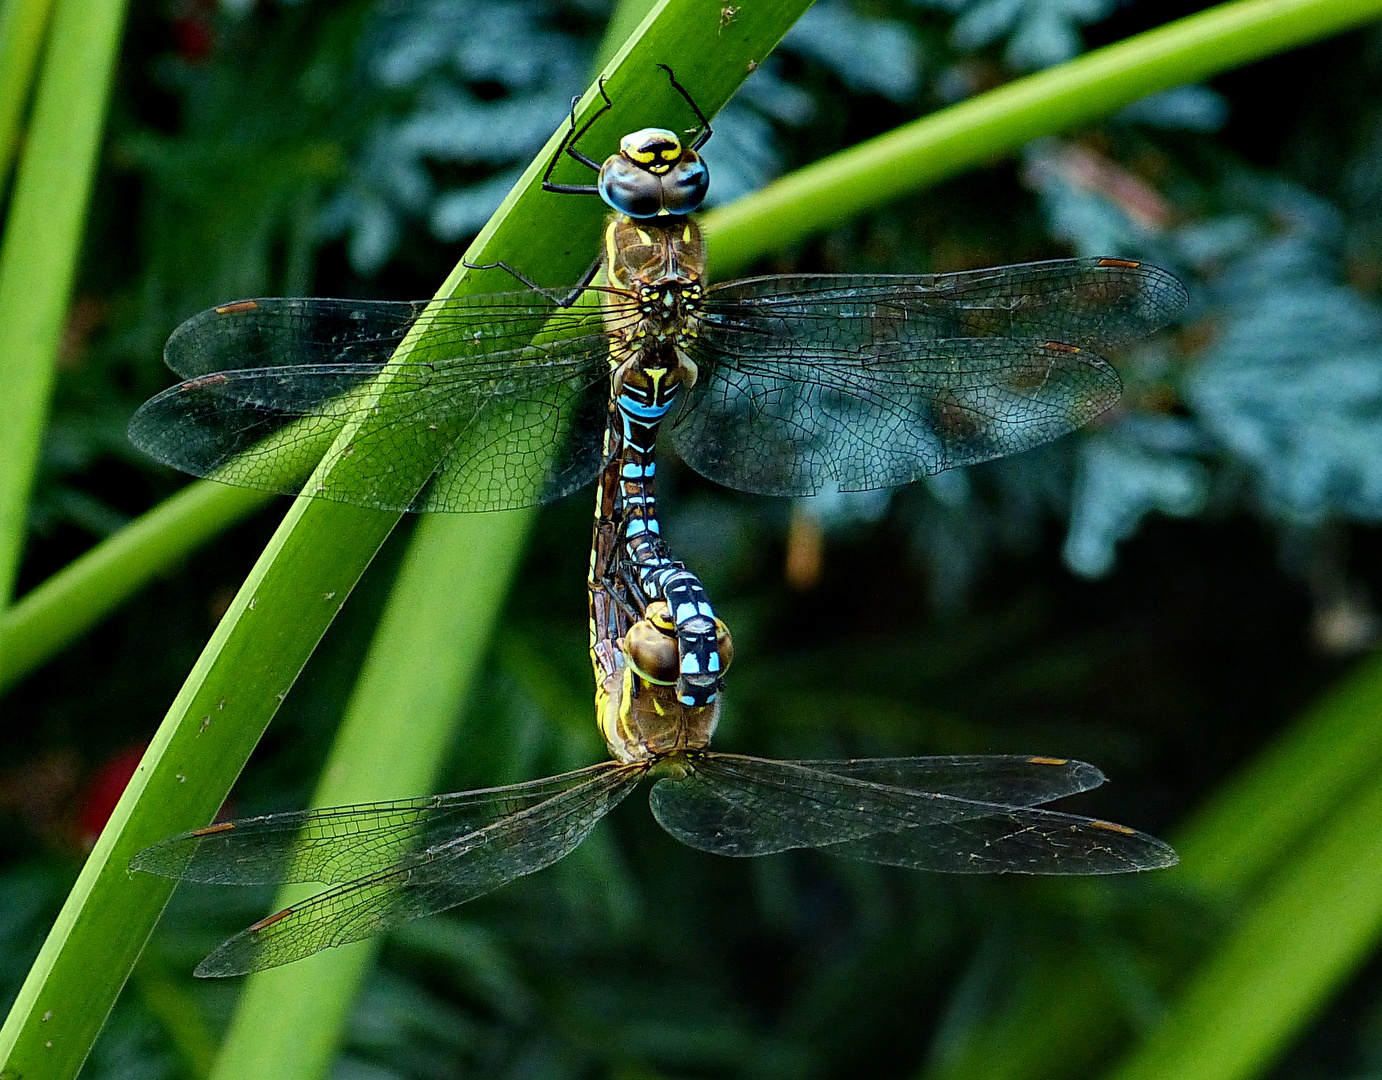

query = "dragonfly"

[
  {"left": 133, "top": 572, "right": 1177, "bottom": 977},
  {"left": 128, "top": 67, "right": 1187, "bottom": 702},
  {"left": 131, "top": 71, "right": 1180, "bottom": 977}
]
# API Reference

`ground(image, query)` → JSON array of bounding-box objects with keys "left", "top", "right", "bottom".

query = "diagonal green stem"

[
  {"left": 0, "top": 482, "right": 273, "bottom": 691},
  {"left": 702, "top": 0, "right": 1382, "bottom": 276},
  {"left": 1107, "top": 744, "right": 1382, "bottom": 1080},
  {"left": 922, "top": 652, "right": 1382, "bottom": 1080},
  {"left": 0, "top": 0, "right": 128, "bottom": 621},
  {"left": 0, "top": 0, "right": 56, "bottom": 194}
]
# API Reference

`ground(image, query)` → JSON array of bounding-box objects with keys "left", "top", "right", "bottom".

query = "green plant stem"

[
  {"left": 701, "top": 0, "right": 1382, "bottom": 276},
  {"left": 0, "top": 482, "right": 273, "bottom": 691},
  {"left": 207, "top": 509, "right": 533, "bottom": 1080},
  {"left": 0, "top": 0, "right": 56, "bottom": 193},
  {"left": 1107, "top": 737, "right": 1382, "bottom": 1080},
  {"left": 595, "top": 0, "right": 657, "bottom": 70},
  {"left": 0, "top": 0, "right": 127, "bottom": 621},
  {"left": 0, "top": 496, "right": 400, "bottom": 1080}
]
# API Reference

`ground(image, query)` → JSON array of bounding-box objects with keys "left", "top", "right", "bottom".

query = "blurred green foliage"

[{"left": 5, "top": 1, "right": 1382, "bottom": 1078}]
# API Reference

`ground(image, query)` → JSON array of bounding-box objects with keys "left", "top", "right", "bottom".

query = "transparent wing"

[
  {"left": 129, "top": 296, "right": 618, "bottom": 512},
  {"left": 799, "top": 755, "right": 1107, "bottom": 805},
  {"left": 678, "top": 258, "right": 1188, "bottom": 495},
  {"left": 131, "top": 763, "right": 620, "bottom": 886},
  {"left": 649, "top": 753, "right": 1176, "bottom": 875},
  {"left": 153, "top": 763, "right": 641, "bottom": 977}
]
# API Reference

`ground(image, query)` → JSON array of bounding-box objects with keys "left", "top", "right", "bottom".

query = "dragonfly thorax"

[
  {"left": 598, "top": 127, "right": 709, "bottom": 219},
  {"left": 604, "top": 215, "right": 707, "bottom": 294},
  {"left": 602, "top": 215, "right": 708, "bottom": 409}
]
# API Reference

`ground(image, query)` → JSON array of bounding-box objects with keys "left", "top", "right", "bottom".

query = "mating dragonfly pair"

[{"left": 131, "top": 68, "right": 1185, "bottom": 977}]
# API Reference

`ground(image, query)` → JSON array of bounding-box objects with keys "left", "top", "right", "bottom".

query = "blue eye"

[
  {"left": 597, "top": 150, "right": 709, "bottom": 218},
  {"left": 660, "top": 155, "right": 708, "bottom": 215},
  {"left": 599, "top": 158, "right": 667, "bottom": 218}
]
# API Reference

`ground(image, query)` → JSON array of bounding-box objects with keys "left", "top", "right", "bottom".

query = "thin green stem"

[
  {"left": 0, "top": 482, "right": 273, "bottom": 691},
  {"left": 0, "top": 0, "right": 56, "bottom": 194},
  {"left": 702, "top": 0, "right": 1382, "bottom": 276},
  {"left": 0, "top": 0, "right": 128, "bottom": 618},
  {"left": 1107, "top": 749, "right": 1382, "bottom": 1080},
  {"left": 923, "top": 652, "right": 1382, "bottom": 1080}
]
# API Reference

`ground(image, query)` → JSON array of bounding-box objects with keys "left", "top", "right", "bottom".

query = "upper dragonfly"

[{"left": 127, "top": 69, "right": 1189, "bottom": 519}]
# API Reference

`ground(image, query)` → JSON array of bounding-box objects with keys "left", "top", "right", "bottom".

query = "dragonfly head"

[
  {"left": 626, "top": 601, "right": 733, "bottom": 714},
  {"left": 599, "top": 127, "right": 709, "bottom": 219},
  {"left": 625, "top": 612, "right": 680, "bottom": 686},
  {"left": 600, "top": 603, "right": 728, "bottom": 763}
]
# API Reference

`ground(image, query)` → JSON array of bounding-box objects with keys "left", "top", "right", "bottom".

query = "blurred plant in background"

[{"left": 5, "top": 0, "right": 1382, "bottom": 1078}]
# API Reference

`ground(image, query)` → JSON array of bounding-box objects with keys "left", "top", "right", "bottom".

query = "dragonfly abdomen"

[{"left": 610, "top": 370, "right": 726, "bottom": 708}]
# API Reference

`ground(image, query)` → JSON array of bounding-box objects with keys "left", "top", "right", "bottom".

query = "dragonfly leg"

[
  {"left": 461, "top": 255, "right": 604, "bottom": 308},
  {"left": 654, "top": 64, "right": 713, "bottom": 151},
  {"left": 542, "top": 77, "right": 613, "bottom": 194}
]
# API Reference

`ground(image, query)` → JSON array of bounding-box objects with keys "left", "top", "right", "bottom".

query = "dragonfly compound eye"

[
  {"left": 659, "top": 153, "right": 708, "bottom": 216},
  {"left": 645, "top": 600, "right": 676, "bottom": 634},
  {"left": 599, "top": 129, "right": 709, "bottom": 219},
  {"left": 624, "top": 617, "right": 680, "bottom": 686}
]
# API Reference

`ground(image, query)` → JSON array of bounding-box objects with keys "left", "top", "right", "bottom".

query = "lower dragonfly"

[{"left": 133, "top": 500, "right": 1177, "bottom": 977}]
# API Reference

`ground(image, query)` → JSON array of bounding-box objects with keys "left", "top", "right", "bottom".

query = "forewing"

[
  {"left": 679, "top": 259, "right": 1187, "bottom": 495},
  {"left": 189, "top": 763, "right": 641, "bottom": 976},
  {"left": 130, "top": 295, "right": 616, "bottom": 512},
  {"left": 650, "top": 754, "right": 1175, "bottom": 874},
  {"left": 650, "top": 754, "right": 1013, "bottom": 857},
  {"left": 800, "top": 755, "right": 1106, "bottom": 805},
  {"left": 131, "top": 764, "right": 618, "bottom": 886},
  {"left": 706, "top": 259, "right": 1187, "bottom": 356}
]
